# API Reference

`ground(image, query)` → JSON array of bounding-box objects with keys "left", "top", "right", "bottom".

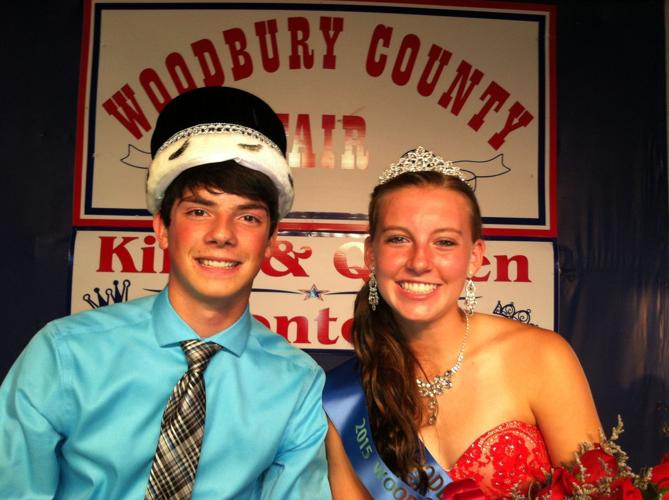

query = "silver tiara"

[{"left": 378, "top": 146, "right": 465, "bottom": 184}]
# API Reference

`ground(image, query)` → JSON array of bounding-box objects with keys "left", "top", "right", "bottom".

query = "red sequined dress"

[{"left": 447, "top": 421, "right": 551, "bottom": 499}]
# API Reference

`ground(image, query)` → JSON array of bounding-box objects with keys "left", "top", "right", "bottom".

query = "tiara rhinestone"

[
  {"left": 157, "top": 122, "right": 281, "bottom": 154},
  {"left": 378, "top": 146, "right": 466, "bottom": 184}
]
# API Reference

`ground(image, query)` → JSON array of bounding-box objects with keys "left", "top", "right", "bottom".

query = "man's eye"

[
  {"left": 386, "top": 236, "right": 407, "bottom": 244},
  {"left": 241, "top": 214, "right": 261, "bottom": 223},
  {"left": 187, "top": 208, "right": 207, "bottom": 217},
  {"left": 436, "top": 239, "right": 455, "bottom": 247}
]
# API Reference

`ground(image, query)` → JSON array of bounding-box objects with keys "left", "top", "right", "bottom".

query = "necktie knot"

[{"left": 181, "top": 340, "right": 222, "bottom": 373}]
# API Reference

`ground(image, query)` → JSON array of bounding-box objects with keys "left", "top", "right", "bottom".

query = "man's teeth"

[
  {"left": 199, "top": 259, "right": 238, "bottom": 268},
  {"left": 400, "top": 282, "right": 437, "bottom": 293}
]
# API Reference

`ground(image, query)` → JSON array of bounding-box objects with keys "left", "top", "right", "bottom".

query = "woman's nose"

[{"left": 406, "top": 244, "right": 431, "bottom": 273}]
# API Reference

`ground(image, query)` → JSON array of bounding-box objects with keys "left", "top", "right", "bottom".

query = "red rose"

[
  {"left": 605, "top": 477, "right": 643, "bottom": 500},
  {"left": 534, "top": 468, "right": 576, "bottom": 499},
  {"left": 573, "top": 446, "right": 618, "bottom": 485},
  {"left": 651, "top": 453, "right": 669, "bottom": 491}
]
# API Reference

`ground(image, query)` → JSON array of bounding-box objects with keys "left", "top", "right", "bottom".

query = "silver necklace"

[{"left": 415, "top": 312, "right": 470, "bottom": 425}]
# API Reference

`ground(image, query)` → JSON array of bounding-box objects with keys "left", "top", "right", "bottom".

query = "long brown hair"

[{"left": 352, "top": 170, "right": 482, "bottom": 492}]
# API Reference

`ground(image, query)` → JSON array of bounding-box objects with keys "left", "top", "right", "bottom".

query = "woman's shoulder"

[{"left": 471, "top": 313, "right": 577, "bottom": 366}]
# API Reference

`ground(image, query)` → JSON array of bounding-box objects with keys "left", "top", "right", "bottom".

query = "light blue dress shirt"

[{"left": 0, "top": 289, "right": 331, "bottom": 499}]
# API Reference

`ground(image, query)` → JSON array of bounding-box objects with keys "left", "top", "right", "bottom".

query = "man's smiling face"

[{"left": 154, "top": 186, "right": 275, "bottom": 318}]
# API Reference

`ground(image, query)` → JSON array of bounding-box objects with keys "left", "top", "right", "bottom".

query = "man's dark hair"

[{"left": 159, "top": 161, "right": 279, "bottom": 236}]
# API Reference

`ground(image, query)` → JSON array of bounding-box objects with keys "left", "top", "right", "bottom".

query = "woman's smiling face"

[{"left": 365, "top": 184, "right": 484, "bottom": 331}]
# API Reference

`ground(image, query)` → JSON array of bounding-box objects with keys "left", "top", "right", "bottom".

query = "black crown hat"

[{"left": 147, "top": 86, "right": 293, "bottom": 217}]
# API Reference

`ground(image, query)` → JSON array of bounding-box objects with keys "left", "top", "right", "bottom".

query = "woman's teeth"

[{"left": 400, "top": 282, "right": 437, "bottom": 293}]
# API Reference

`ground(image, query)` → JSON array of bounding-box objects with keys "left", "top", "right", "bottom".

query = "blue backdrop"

[{"left": 1, "top": 0, "right": 667, "bottom": 468}]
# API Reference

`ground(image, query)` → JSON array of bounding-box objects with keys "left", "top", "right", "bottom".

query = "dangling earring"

[
  {"left": 464, "top": 276, "right": 477, "bottom": 316},
  {"left": 368, "top": 270, "right": 379, "bottom": 311}
]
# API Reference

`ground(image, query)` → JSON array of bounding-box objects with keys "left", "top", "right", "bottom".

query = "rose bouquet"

[{"left": 514, "top": 417, "right": 669, "bottom": 499}]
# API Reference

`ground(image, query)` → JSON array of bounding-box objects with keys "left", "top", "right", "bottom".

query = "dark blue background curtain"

[{"left": 1, "top": 0, "right": 667, "bottom": 468}]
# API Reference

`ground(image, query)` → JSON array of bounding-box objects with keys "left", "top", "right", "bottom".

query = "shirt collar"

[{"left": 152, "top": 289, "right": 251, "bottom": 357}]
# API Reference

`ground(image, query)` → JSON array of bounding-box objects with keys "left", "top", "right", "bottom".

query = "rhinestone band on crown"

[
  {"left": 157, "top": 123, "right": 281, "bottom": 154},
  {"left": 378, "top": 146, "right": 465, "bottom": 185}
]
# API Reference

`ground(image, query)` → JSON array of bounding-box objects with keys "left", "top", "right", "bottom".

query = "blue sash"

[{"left": 323, "top": 358, "right": 453, "bottom": 499}]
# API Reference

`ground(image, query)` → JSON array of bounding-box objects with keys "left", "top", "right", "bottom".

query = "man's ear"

[
  {"left": 153, "top": 213, "right": 169, "bottom": 250},
  {"left": 264, "top": 229, "right": 278, "bottom": 260}
]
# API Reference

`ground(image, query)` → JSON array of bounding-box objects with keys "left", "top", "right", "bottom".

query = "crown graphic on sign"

[
  {"left": 83, "top": 279, "right": 131, "bottom": 309},
  {"left": 493, "top": 301, "right": 533, "bottom": 325}
]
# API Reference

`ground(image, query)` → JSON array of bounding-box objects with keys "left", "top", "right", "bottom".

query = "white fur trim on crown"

[{"left": 147, "top": 130, "right": 293, "bottom": 218}]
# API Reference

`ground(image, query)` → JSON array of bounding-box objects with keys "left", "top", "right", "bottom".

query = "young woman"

[{"left": 323, "top": 147, "right": 601, "bottom": 499}]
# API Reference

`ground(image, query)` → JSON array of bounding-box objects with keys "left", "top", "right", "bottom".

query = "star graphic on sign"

[{"left": 299, "top": 284, "right": 330, "bottom": 301}]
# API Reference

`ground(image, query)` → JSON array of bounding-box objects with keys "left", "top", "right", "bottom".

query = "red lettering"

[
  {"left": 333, "top": 242, "right": 368, "bottom": 280},
  {"left": 191, "top": 38, "right": 225, "bottom": 86},
  {"left": 223, "top": 27, "right": 253, "bottom": 80},
  {"left": 488, "top": 101, "right": 534, "bottom": 149},
  {"left": 417, "top": 44, "right": 452, "bottom": 97},
  {"left": 276, "top": 315, "right": 310, "bottom": 343},
  {"left": 252, "top": 310, "right": 355, "bottom": 346},
  {"left": 341, "top": 318, "right": 354, "bottom": 343},
  {"left": 255, "top": 19, "right": 280, "bottom": 73},
  {"left": 321, "top": 115, "right": 336, "bottom": 168},
  {"left": 165, "top": 52, "right": 197, "bottom": 94},
  {"left": 98, "top": 236, "right": 139, "bottom": 272},
  {"left": 141, "top": 236, "right": 156, "bottom": 273},
  {"left": 472, "top": 255, "right": 530, "bottom": 282},
  {"left": 101, "top": 85, "right": 151, "bottom": 139},
  {"left": 391, "top": 34, "right": 420, "bottom": 86},
  {"left": 289, "top": 114, "right": 316, "bottom": 168},
  {"left": 366, "top": 24, "right": 392, "bottom": 77},
  {"left": 495, "top": 255, "right": 530, "bottom": 282},
  {"left": 341, "top": 115, "right": 368, "bottom": 170},
  {"left": 319, "top": 16, "right": 344, "bottom": 69},
  {"left": 468, "top": 81, "right": 510, "bottom": 131},
  {"left": 287, "top": 17, "right": 314, "bottom": 69},
  {"left": 261, "top": 240, "right": 311, "bottom": 277},
  {"left": 316, "top": 308, "right": 338, "bottom": 345},
  {"left": 437, "top": 60, "right": 484, "bottom": 116},
  {"left": 139, "top": 68, "right": 172, "bottom": 113}
]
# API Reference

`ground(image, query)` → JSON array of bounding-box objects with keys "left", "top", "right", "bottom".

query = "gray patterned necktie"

[{"left": 145, "top": 340, "right": 222, "bottom": 499}]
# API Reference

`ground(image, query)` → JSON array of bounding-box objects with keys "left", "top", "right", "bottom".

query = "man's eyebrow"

[
  {"left": 176, "top": 194, "right": 268, "bottom": 213},
  {"left": 236, "top": 202, "right": 269, "bottom": 213},
  {"left": 177, "top": 194, "right": 216, "bottom": 206}
]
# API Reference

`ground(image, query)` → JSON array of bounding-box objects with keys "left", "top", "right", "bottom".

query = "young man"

[{"left": 0, "top": 87, "right": 331, "bottom": 498}]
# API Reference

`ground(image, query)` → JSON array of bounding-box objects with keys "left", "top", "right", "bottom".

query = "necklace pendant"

[
  {"left": 415, "top": 310, "right": 471, "bottom": 426},
  {"left": 427, "top": 398, "right": 438, "bottom": 425}
]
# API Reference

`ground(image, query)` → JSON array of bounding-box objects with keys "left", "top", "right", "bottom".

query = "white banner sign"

[
  {"left": 70, "top": 229, "right": 557, "bottom": 349},
  {"left": 75, "top": 0, "right": 556, "bottom": 236}
]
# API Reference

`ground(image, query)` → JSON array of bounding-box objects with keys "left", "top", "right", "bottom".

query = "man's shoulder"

[
  {"left": 247, "top": 317, "right": 322, "bottom": 374},
  {"left": 46, "top": 294, "right": 157, "bottom": 337}
]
